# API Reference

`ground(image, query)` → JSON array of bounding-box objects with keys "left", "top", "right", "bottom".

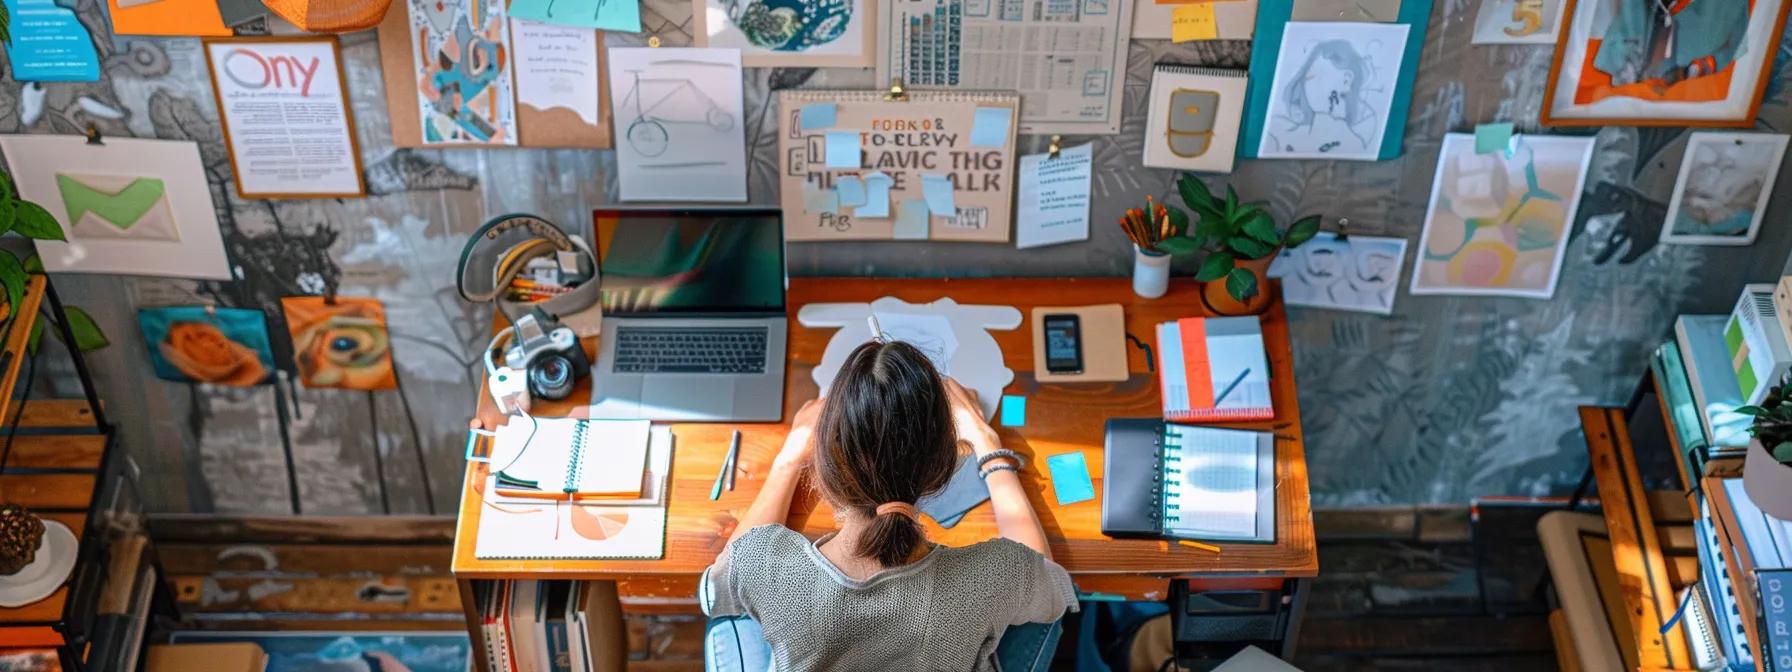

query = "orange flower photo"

[
  {"left": 280, "top": 296, "right": 397, "bottom": 390},
  {"left": 138, "top": 306, "right": 275, "bottom": 387}
]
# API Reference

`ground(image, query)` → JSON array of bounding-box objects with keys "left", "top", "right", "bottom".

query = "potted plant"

[
  {"left": 0, "top": 175, "right": 108, "bottom": 353},
  {"left": 1163, "top": 174, "right": 1322, "bottom": 315},
  {"left": 1738, "top": 379, "right": 1792, "bottom": 519}
]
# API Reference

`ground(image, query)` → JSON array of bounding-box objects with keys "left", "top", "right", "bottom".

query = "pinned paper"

[
  {"left": 1475, "top": 122, "right": 1515, "bottom": 156},
  {"left": 894, "top": 199, "right": 931, "bottom": 240},
  {"left": 801, "top": 104, "right": 838, "bottom": 130},
  {"left": 1171, "top": 3, "right": 1219, "bottom": 42},
  {"left": 999, "top": 395, "right": 1027, "bottom": 427},
  {"left": 826, "top": 131, "right": 862, "bottom": 169},
  {"left": 803, "top": 183, "right": 839, "bottom": 215},
  {"left": 1016, "top": 143, "right": 1094, "bottom": 249},
  {"left": 835, "top": 176, "right": 867, "bottom": 208},
  {"left": 970, "top": 107, "right": 1012, "bottom": 148},
  {"left": 510, "top": 0, "right": 641, "bottom": 32},
  {"left": 920, "top": 174, "right": 957, "bottom": 217},
  {"left": 1045, "top": 452, "right": 1096, "bottom": 505},
  {"left": 6, "top": 0, "right": 100, "bottom": 81},
  {"left": 856, "top": 171, "right": 893, "bottom": 218}
]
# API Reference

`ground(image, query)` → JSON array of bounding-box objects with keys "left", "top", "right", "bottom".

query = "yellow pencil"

[{"left": 1178, "top": 540, "right": 1222, "bottom": 553}]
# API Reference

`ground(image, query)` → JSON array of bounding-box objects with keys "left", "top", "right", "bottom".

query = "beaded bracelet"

[
  {"left": 979, "top": 463, "right": 1019, "bottom": 480},
  {"left": 977, "top": 449, "right": 1025, "bottom": 470}
]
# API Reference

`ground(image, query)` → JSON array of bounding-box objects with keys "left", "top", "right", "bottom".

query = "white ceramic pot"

[
  {"left": 1133, "top": 246, "right": 1171, "bottom": 299},
  {"left": 1744, "top": 438, "right": 1792, "bottom": 520}
]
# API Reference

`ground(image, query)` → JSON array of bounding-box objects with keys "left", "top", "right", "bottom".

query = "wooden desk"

[{"left": 452, "top": 278, "right": 1317, "bottom": 664}]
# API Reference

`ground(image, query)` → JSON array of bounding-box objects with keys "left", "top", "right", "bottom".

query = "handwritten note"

[
  {"left": 1171, "top": 3, "right": 1219, "bottom": 42},
  {"left": 512, "top": 20, "right": 601, "bottom": 126},
  {"left": 1015, "top": 143, "right": 1094, "bottom": 249}
]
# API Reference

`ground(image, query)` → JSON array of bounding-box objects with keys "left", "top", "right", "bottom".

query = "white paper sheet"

[
  {"left": 799, "top": 297, "right": 1021, "bottom": 419},
  {"left": 0, "top": 135, "right": 230, "bottom": 279},
  {"left": 1015, "top": 143, "right": 1093, "bottom": 249},
  {"left": 205, "top": 39, "right": 360, "bottom": 197},
  {"left": 1166, "top": 426, "right": 1258, "bottom": 538},
  {"left": 1258, "top": 21, "right": 1409, "bottom": 161},
  {"left": 876, "top": 0, "right": 1135, "bottom": 135},
  {"left": 607, "top": 47, "right": 747, "bottom": 202},
  {"left": 511, "top": 19, "right": 601, "bottom": 126}
]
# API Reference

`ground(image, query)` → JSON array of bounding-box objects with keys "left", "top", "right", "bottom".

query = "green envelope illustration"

[{"left": 54, "top": 174, "right": 180, "bottom": 241}]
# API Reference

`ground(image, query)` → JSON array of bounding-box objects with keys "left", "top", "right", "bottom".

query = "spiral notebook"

[
  {"left": 476, "top": 426, "right": 673, "bottom": 560},
  {"left": 1156, "top": 316, "right": 1274, "bottom": 422},
  {"left": 490, "top": 418, "right": 652, "bottom": 500},
  {"left": 1142, "top": 65, "right": 1249, "bottom": 173},
  {"left": 1101, "top": 419, "right": 1275, "bottom": 543}
]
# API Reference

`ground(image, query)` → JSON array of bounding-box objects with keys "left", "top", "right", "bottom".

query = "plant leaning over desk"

[
  {"left": 0, "top": 174, "right": 109, "bottom": 354},
  {"left": 1159, "top": 174, "right": 1323, "bottom": 303},
  {"left": 1738, "top": 378, "right": 1792, "bottom": 464}
]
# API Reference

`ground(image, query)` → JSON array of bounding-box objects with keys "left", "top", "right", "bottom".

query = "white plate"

[{"left": 0, "top": 521, "right": 77, "bottom": 607}]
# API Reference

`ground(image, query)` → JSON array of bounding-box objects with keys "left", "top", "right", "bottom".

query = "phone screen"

[{"left": 1043, "top": 315, "right": 1082, "bottom": 374}]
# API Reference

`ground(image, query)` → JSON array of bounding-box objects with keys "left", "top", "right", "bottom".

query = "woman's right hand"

[{"left": 942, "top": 378, "right": 1000, "bottom": 455}]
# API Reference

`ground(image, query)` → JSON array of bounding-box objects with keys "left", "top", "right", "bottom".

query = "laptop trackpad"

[{"left": 641, "top": 377, "right": 736, "bottom": 419}]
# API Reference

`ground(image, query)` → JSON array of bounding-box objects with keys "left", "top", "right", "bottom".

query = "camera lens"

[{"left": 529, "top": 355, "right": 575, "bottom": 400}]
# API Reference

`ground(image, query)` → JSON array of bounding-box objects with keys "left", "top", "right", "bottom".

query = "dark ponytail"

[{"left": 815, "top": 341, "right": 959, "bottom": 567}]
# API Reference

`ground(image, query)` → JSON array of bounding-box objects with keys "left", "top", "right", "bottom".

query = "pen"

[
  {"left": 1178, "top": 540, "right": 1222, "bottom": 554},
  {"left": 724, "top": 430, "right": 742, "bottom": 491},
  {"left": 711, "top": 432, "right": 741, "bottom": 501},
  {"left": 1213, "top": 368, "right": 1250, "bottom": 406}
]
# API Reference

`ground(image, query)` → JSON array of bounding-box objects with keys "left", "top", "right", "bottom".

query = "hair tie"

[{"left": 874, "top": 502, "right": 917, "bottom": 520}]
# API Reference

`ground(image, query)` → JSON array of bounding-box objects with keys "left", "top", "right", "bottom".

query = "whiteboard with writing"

[{"left": 778, "top": 90, "right": 1019, "bottom": 243}]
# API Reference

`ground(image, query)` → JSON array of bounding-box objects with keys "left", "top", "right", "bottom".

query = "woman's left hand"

[{"left": 773, "top": 398, "right": 825, "bottom": 472}]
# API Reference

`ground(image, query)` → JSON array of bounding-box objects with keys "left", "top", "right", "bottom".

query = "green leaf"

[
  {"left": 1284, "top": 215, "right": 1323, "bottom": 248},
  {"left": 26, "top": 321, "right": 41, "bottom": 356},
  {"left": 1194, "top": 212, "right": 1230, "bottom": 245},
  {"left": 1225, "top": 267, "right": 1259, "bottom": 301},
  {"left": 11, "top": 201, "right": 64, "bottom": 241},
  {"left": 1164, "top": 206, "right": 1189, "bottom": 237},
  {"left": 1739, "top": 405, "right": 1769, "bottom": 416},
  {"left": 1155, "top": 235, "right": 1201, "bottom": 256},
  {"left": 1775, "top": 441, "right": 1792, "bottom": 463},
  {"left": 1242, "top": 211, "right": 1280, "bottom": 244},
  {"left": 1224, "top": 186, "right": 1239, "bottom": 214},
  {"left": 20, "top": 253, "right": 40, "bottom": 274},
  {"left": 1195, "top": 251, "right": 1236, "bottom": 281},
  {"left": 0, "top": 253, "right": 25, "bottom": 319},
  {"left": 1228, "top": 236, "right": 1274, "bottom": 259},
  {"left": 1178, "top": 174, "right": 1217, "bottom": 210},
  {"left": 0, "top": 199, "right": 15, "bottom": 239},
  {"left": 62, "top": 307, "right": 108, "bottom": 352}
]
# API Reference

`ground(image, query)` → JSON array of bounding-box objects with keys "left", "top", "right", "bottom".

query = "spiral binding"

[
  {"left": 564, "top": 419, "right": 589, "bottom": 494},
  {"left": 1161, "top": 425, "right": 1183, "bottom": 527},
  {"left": 780, "top": 89, "right": 1021, "bottom": 105},
  {"left": 1154, "top": 64, "right": 1247, "bottom": 79}
]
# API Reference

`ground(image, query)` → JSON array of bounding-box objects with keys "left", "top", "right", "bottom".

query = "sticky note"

[
  {"left": 802, "top": 183, "right": 839, "bottom": 215},
  {"left": 857, "top": 171, "right": 892, "bottom": 218},
  {"left": 970, "top": 107, "right": 1011, "bottom": 148},
  {"left": 1475, "top": 122, "right": 1515, "bottom": 156},
  {"left": 920, "top": 174, "right": 957, "bottom": 217},
  {"left": 1045, "top": 452, "right": 1095, "bottom": 506},
  {"left": 835, "top": 176, "right": 867, "bottom": 207},
  {"left": 1171, "top": 3, "right": 1219, "bottom": 42},
  {"left": 999, "top": 394, "right": 1026, "bottom": 427},
  {"left": 895, "top": 199, "right": 932, "bottom": 240},
  {"left": 800, "top": 103, "right": 837, "bottom": 130},
  {"left": 826, "top": 131, "right": 861, "bottom": 169}
]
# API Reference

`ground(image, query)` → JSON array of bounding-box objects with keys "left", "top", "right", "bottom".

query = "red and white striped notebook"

[{"left": 1155, "top": 317, "right": 1273, "bottom": 422}]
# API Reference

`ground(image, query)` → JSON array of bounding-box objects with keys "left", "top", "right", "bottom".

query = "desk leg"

[
  {"left": 458, "top": 578, "right": 491, "bottom": 672},
  {"left": 1278, "top": 577, "right": 1310, "bottom": 661}
]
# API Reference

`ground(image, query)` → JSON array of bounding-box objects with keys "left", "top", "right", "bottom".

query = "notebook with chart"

[
  {"left": 1143, "top": 66, "right": 1248, "bottom": 173},
  {"left": 489, "top": 418, "right": 652, "bottom": 500},
  {"left": 1156, "top": 316, "right": 1274, "bottom": 422},
  {"left": 1102, "top": 419, "right": 1276, "bottom": 544},
  {"left": 475, "top": 426, "right": 673, "bottom": 560}
]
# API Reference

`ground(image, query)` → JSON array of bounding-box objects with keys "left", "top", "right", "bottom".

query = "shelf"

[{"left": 0, "top": 276, "right": 47, "bottom": 430}]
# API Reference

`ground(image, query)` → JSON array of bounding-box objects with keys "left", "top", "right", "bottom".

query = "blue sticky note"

[
  {"left": 835, "top": 176, "right": 867, "bottom": 208},
  {"left": 1045, "top": 452, "right": 1095, "bottom": 506},
  {"left": 800, "top": 104, "right": 837, "bottom": 130},
  {"left": 920, "top": 174, "right": 957, "bottom": 217},
  {"left": 970, "top": 107, "right": 1012, "bottom": 148},
  {"left": 511, "top": 0, "right": 642, "bottom": 32},
  {"left": 1475, "top": 123, "right": 1515, "bottom": 156},
  {"left": 856, "top": 171, "right": 892, "bottom": 218},
  {"left": 894, "top": 199, "right": 931, "bottom": 240},
  {"left": 825, "top": 131, "right": 861, "bottom": 169},
  {"left": 4, "top": 0, "right": 99, "bottom": 82},
  {"left": 999, "top": 394, "right": 1026, "bottom": 427},
  {"left": 802, "top": 183, "right": 839, "bottom": 215}
]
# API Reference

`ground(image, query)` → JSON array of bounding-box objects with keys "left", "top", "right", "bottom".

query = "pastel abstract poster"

[
  {"left": 281, "top": 297, "right": 397, "bottom": 390},
  {"left": 1661, "top": 132, "right": 1788, "bottom": 246},
  {"left": 1258, "top": 21, "right": 1409, "bottom": 161},
  {"left": 1411, "top": 134, "right": 1595, "bottom": 300},
  {"left": 138, "top": 306, "right": 276, "bottom": 386}
]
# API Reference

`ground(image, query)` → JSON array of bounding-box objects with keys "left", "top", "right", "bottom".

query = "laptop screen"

[{"left": 591, "top": 209, "right": 786, "bottom": 315}]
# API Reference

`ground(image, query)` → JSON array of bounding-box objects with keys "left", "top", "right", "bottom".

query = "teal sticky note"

[
  {"left": 511, "top": 0, "right": 641, "bottom": 32},
  {"left": 825, "top": 131, "right": 861, "bottom": 169},
  {"left": 1475, "top": 123, "right": 1515, "bottom": 155},
  {"left": 856, "top": 171, "right": 892, "bottom": 218},
  {"left": 5, "top": 0, "right": 99, "bottom": 82},
  {"left": 970, "top": 107, "right": 1012, "bottom": 148},
  {"left": 802, "top": 183, "right": 839, "bottom": 215},
  {"left": 920, "top": 174, "right": 957, "bottom": 216},
  {"left": 999, "top": 394, "right": 1026, "bottom": 427},
  {"left": 800, "top": 104, "right": 837, "bottom": 130},
  {"left": 835, "top": 176, "right": 867, "bottom": 208},
  {"left": 1045, "top": 452, "right": 1095, "bottom": 506},
  {"left": 894, "top": 199, "right": 931, "bottom": 240}
]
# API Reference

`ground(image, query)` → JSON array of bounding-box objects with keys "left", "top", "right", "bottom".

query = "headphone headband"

[{"left": 456, "top": 213, "right": 603, "bottom": 332}]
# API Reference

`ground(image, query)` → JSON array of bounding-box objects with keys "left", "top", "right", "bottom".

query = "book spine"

[
  {"left": 547, "top": 618, "right": 571, "bottom": 672},
  {"left": 1761, "top": 569, "right": 1792, "bottom": 671}
]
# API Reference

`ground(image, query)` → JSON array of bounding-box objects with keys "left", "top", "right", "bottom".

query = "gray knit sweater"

[{"left": 701, "top": 525, "right": 1079, "bottom": 671}]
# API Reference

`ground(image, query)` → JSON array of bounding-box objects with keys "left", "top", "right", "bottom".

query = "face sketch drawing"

[{"left": 1272, "top": 40, "right": 1379, "bottom": 153}]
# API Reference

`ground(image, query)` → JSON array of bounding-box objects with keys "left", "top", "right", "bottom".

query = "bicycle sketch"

[{"left": 617, "top": 61, "right": 738, "bottom": 161}]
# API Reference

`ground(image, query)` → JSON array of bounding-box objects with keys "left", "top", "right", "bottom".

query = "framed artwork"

[
  {"left": 203, "top": 36, "right": 365, "bottom": 199},
  {"left": 1661, "top": 132, "right": 1789, "bottom": 246},
  {"left": 1543, "top": 0, "right": 1792, "bottom": 127},
  {"left": 281, "top": 296, "right": 398, "bottom": 390},
  {"left": 1472, "top": 0, "right": 1568, "bottom": 45},
  {"left": 693, "top": 0, "right": 874, "bottom": 67},
  {"left": 1411, "top": 133, "right": 1595, "bottom": 300},
  {"left": 138, "top": 306, "right": 276, "bottom": 387}
]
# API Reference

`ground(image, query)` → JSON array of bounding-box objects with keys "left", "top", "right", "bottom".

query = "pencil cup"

[{"left": 1133, "top": 246, "right": 1171, "bottom": 299}]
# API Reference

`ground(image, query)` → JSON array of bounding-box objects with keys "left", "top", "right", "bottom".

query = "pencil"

[{"left": 1178, "top": 540, "right": 1222, "bottom": 553}]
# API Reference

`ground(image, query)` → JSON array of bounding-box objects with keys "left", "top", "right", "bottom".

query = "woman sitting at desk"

[{"left": 701, "top": 340, "right": 1076, "bottom": 671}]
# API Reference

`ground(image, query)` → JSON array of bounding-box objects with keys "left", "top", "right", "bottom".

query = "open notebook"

[
  {"left": 1156, "top": 316, "right": 1273, "bottom": 422},
  {"left": 490, "top": 418, "right": 652, "bottom": 500},
  {"left": 1102, "top": 419, "right": 1275, "bottom": 544},
  {"left": 476, "top": 426, "right": 674, "bottom": 560}
]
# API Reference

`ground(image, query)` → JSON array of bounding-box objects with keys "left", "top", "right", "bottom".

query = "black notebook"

[{"left": 1100, "top": 419, "right": 1276, "bottom": 543}]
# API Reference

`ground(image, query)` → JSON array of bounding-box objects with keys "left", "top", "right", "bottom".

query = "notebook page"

[
  {"left": 1201, "top": 317, "right": 1271, "bottom": 411},
  {"left": 492, "top": 417, "right": 581, "bottom": 492},
  {"left": 1158, "top": 321, "right": 1189, "bottom": 414},
  {"left": 1164, "top": 425, "right": 1259, "bottom": 538},
  {"left": 573, "top": 420, "right": 653, "bottom": 496}
]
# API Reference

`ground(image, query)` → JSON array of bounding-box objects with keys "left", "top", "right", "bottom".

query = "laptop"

[{"left": 587, "top": 208, "right": 788, "bottom": 422}]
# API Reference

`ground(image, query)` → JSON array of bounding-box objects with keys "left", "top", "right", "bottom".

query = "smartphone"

[{"left": 1043, "top": 314, "right": 1083, "bottom": 374}]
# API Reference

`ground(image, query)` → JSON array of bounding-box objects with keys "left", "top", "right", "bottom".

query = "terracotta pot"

[
  {"left": 1201, "top": 254, "right": 1275, "bottom": 316},
  {"left": 1744, "top": 438, "right": 1792, "bottom": 519}
]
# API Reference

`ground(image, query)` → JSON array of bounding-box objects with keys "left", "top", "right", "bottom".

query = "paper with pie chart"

[{"left": 475, "top": 425, "right": 672, "bottom": 560}]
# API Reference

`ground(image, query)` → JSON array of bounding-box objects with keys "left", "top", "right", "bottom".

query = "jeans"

[{"left": 704, "top": 616, "right": 1064, "bottom": 672}]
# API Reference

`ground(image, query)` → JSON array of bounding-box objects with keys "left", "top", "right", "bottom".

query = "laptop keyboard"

[{"left": 612, "top": 327, "right": 769, "bottom": 374}]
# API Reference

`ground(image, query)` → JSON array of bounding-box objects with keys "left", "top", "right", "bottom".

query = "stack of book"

[
  {"left": 476, "top": 580, "right": 623, "bottom": 672},
  {"left": 1692, "top": 474, "right": 1792, "bottom": 672}
]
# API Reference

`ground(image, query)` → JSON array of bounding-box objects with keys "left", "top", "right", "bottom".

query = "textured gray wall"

[{"left": 2, "top": 0, "right": 1789, "bottom": 513}]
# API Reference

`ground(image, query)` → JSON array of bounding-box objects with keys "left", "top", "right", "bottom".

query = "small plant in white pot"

[{"left": 1737, "top": 379, "right": 1792, "bottom": 519}]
